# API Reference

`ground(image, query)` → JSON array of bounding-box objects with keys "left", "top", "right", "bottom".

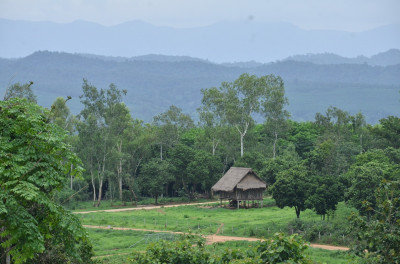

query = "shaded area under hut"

[{"left": 211, "top": 167, "right": 267, "bottom": 209}]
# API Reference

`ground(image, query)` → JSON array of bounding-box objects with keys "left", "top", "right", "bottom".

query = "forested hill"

[
  {"left": 283, "top": 49, "right": 400, "bottom": 66},
  {"left": 0, "top": 51, "right": 399, "bottom": 123}
]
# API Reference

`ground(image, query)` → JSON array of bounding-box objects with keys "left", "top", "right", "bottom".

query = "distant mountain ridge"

[
  {"left": 1, "top": 18, "right": 399, "bottom": 62},
  {"left": 0, "top": 51, "right": 399, "bottom": 124},
  {"left": 283, "top": 49, "right": 400, "bottom": 66},
  {"left": 73, "top": 49, "right": 400, "bottom": 67}
]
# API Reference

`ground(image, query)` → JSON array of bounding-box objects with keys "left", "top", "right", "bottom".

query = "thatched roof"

[{"left": 211, "top": 167, "right": 266, "bottom": 192}]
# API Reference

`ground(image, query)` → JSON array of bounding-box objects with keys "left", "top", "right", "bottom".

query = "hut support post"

[{"left": 237, "top": 200, "right": 239, "bottom": 209}]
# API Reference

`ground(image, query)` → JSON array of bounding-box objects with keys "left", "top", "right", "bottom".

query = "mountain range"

[
  {"left": 1, "top": 19, "right": 400, "bottom": 62},
  {"left": 0, "top": 50, "right": 399, "bottom": 124}
]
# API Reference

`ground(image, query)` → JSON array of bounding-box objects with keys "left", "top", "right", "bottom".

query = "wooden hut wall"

[
  {"left": 218, "top": 191, "right": 237, "bottom": 200},
  {"left": 236, "top": 189, "right": 263, "bottom": 200},
  {"left": 217, "top": 189, "right": 263, "bottom": 200}
]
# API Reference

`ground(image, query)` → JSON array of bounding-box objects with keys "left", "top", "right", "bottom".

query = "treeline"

[{"left": 4, "top": 75, "right": 400, "bottom": 219}]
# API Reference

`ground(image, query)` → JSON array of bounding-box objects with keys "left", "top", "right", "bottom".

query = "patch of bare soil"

[
  {"left": 215, "top": 223, "right": 224, "bottom": 235},
  {"left": 156, "top": 208, "right": 166, "bottom": 214}
]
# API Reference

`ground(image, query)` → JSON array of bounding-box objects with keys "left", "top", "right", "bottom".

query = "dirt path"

[
  {"left": 83, "top": 225, "right": 349, "bottom": 251},
  {"left": 74, "top": 201, "right": 217, "bottom": 214}
]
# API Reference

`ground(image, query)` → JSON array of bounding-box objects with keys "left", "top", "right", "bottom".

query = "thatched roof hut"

[{"left": 211, "top": 167, "right": 266, "bottom": 208}]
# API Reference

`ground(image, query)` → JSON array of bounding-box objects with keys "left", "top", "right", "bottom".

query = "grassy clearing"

[
  {"left": 94, "top": 233, "right": 352, "bottom": 264},
  {"left": 81, "top": 200, "right": 356, "bottom": 263},
  {"left": 78, "top": 200, "right": 353, "bottom": 240},
  {"left": 69, "top": 197, "right": 215, "bottom": 211},
  {"left": 87, "top": 228, "right": 178, "bottom": 257}
]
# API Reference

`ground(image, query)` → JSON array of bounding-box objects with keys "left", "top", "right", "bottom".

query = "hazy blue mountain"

[
  {"left": 78, "top": 53, "right": 210, "bottom": 63},
  {"left": 0, "top": 51, "right": 398, "bottom": 124},
  {"left": 1, "top": 19, "right": 399, "bottom": 62},
  {"left": 284, "top": 49, "right": 400, "bottom": 66}
]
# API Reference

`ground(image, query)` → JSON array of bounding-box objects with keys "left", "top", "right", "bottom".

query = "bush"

[
  {"left": 129, "top": 232, "right": 312, "bottom": 264},
  {"left": 257, "top": 233, "right": 313, "bottom": 264}
]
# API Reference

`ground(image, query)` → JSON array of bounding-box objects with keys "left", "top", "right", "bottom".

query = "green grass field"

[
  {"left": 77, "top": 200, "right": 354, "bottom": 238},
  {"left": 76, "top": 200, "right": 356, "bottom": 263},
  {"left": 69, "top": 197, "right": 215, "bottom": 211},
  {"left": 92, "top": 232, "right": 353, "bottom": 264}
]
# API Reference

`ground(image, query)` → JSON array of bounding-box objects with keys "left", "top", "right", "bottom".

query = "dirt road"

[{"left": 83, "top": 225, "right": 349, "bottom": 251}]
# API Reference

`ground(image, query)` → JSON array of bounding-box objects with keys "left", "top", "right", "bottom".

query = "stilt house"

[{"left": 211, "top": 167, "right": 266, "bottom": 208}]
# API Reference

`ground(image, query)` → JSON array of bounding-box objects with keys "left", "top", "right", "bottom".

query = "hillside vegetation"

[{"left": 0, "top": 50, "right": 399, "bottom": 123}]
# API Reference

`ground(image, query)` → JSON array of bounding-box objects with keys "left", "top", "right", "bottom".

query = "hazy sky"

[{"left": 0, "top": 0, "right": 399, "bottom": 31}]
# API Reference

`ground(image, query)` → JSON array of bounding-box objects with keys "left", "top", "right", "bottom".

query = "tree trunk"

[
  {"left": 182, "top": 178, "right": 191, "bottom": 200},
  {"left": 273, "top": 131, "right": 278, "bottom": 159},
  {"left": 240, "top": 133, "right": 244, "bottom": 157},
  {"left": 70, "top": 164, "right": 73, "bottom": 189},
  {"left": 6, "top": 252, "right": 10, "bottom": 264},
  {"left": 160, "top": 143, "right": 163, "bottom": 160},
  {"left": 91, "top": 167, "right": 96, "bottom": 206},
  {"left": 119, "top": 176, "right": 123, "bottom": 202},
  {"left": 96, "top": 179, "right": 103, "bottom": 207},
  {"left": 236, "top": 123, "right": 248, "bottom": 158},
  {"left": 155, "top": 194, "right": 158, "bottom": 205},
  {"left": 295, "top": 206, "right": 300, "bottom": 218},
  {"left": 117, "top": 140, "right": 123, "bottom": 202},
  {"left": 212, "top": 137, "right": 219, "bottom": 156}
]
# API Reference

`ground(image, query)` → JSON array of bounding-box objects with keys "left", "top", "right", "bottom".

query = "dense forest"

[{"left": 1, "top": 73, "right": 399, "bottom": 263}]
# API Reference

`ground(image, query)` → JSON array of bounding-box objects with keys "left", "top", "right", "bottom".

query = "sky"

[{"left": 0, "top": 0, "right": 399, "bottom": 32}]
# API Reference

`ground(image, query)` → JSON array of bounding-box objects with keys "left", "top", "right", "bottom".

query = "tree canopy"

[{"left": 0, "top": 98, "right": 94, "bottom": 263}]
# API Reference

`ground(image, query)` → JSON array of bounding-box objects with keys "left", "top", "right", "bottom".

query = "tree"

[
  {"left": 201, "top": 74, "right": 264, "bottom": 157},
  {"left": 186, "top": 150, "right": 222, "bottom": 197},
  {"left": 106, "top": 99, "right": 131, "bottom": 202},
  {"left": 373, "top": 116, "right": 400, "bottom": 148},
  {"left": 306, "top": 174, "right": 342, "bottom": 220},
  {"left": 77, "top": 79, "right": 108, "bottom": 207},
  {"left": 125, "top": 121, "right": 156, "bottom": 205},
  {"left": 138, "top": 158, "right": 173, "bottom": 204},
  {"left": 345, "top": 149, "right": 396, "bottom": 216},
  {"left": 3, "top": 81, "right": 37, "bottom": 103},
  {"left": 153, "top": 105, "right": 194, "bottom": 160},
  {"left": 50, "top": 96, "right": 77, "bottom": 189},
  {"left": 349, "top": 180, "right": 400, "bottom": 263},
  {"left": 49, "top": 96, "right": 75, "bottom": 133},
  {"left": 287, "top": 121, "right": 318, "bottom": 159},
  {"left": 270, "top": 163, "right": 311, "bottom": 218},
  {"left": 169, "top": 144, "right": 196, "bottom": 199},
  {"left": 259, "top": 150, "right": 301, "bottom": 186},
  {"left": 260, "top": 75, "right": 289, "bottom": 158},
  {"left": 197, "top": 110, "right": 224, "bottom": 156},
  {"left": 77, "top": 80, "right": 129, "bottom": 206},
  {"left": 0, "top": 98, "right": 94, "bottom": 264}
]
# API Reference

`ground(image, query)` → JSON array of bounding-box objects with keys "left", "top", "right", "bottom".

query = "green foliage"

[
  {"left": 270, "top": 163, "right": 311, "bottom": 218},
  {"left": 259, "top": 150, "right": 300, "bottom": 186},
  {"left": 0, "top": 98, "right": 93, "bottom": 263},
  {"left": 306, "top": 174, "right": 343, "bottom": 219},
  {"left": 348, "top": 180, "right": 400, "bottom": 263},
  {"left": 287, "top": 121, "right": 319, "bottom": 158},
  {"left": 3, "top": 81, "right": 37, "bottom": 103},
  {"left": 257, "top": 232, "right": 312, "bottom": 264},
  {"left": 373, "top": 116, "right": 400, "bottom": 148},
  {"left": 129, "top": 232, "right": 311, "bottom": 264},
  {"left": 138, "top": 158, "right": 173, "bottom": 204},
  {"left": 129, "top": 235, "right": 210, "bottom": 264},
  {"left": 345, "top": 149, "right": 398, "bottom": 215}
]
